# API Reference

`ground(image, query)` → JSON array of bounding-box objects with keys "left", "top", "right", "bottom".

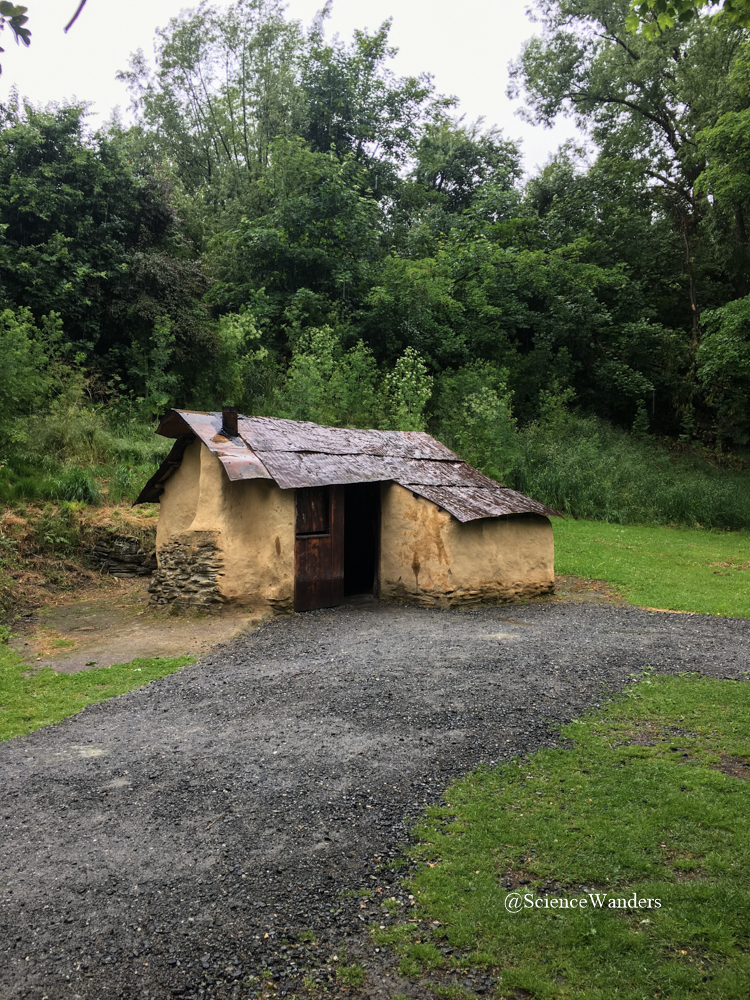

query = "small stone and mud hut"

[{"left": 135, "top": 408, "right": 560, "bottom": 612}]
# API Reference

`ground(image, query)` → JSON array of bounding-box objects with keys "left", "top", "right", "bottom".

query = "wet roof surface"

[{"left": 135, "top": 409, "right": 560, "bottom": 521}]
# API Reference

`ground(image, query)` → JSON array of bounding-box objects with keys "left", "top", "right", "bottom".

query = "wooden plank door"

[{"left": 294, "top": 485, "right": 344, "bottom": 612}]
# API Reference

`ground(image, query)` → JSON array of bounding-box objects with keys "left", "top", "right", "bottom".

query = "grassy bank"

[
  {"left": 510, "top": 414, "right": 750, "bottom": 531},
  {"left": 375, "top": 674, "right": 750, "bottom": 999},
  {"left": 0, "top": 643, "right": 192, "bottom": 741},
  {"left": 554, "top": 519, "right": 750, "bottom": 618}
]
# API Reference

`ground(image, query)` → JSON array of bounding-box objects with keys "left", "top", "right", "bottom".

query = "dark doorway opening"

[{"left": 344, "top": 482, "right": 380, "bottom": 596}]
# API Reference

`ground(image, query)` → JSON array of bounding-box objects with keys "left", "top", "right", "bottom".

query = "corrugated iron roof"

[
  {"left": 135, "top": 408, "right": 560, "bottom": 520},
  {"left": 161, "top": 410, "right": 272, "bottom": 482}
]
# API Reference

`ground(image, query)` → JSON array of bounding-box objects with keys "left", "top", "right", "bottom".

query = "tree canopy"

[
  {"left": 628, "top": 0, "right": 750, "bottom": 38},
  {"left": 0, "top": 0, "right": 748, "bottom": 448}
]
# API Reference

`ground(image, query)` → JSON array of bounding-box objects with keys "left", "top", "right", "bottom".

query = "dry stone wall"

[
  {"left": 147, "top": 531, "right": 225, "bottom": 608},
  {"left": 88, "top": 533, "right": 156, "bottom": 578}
]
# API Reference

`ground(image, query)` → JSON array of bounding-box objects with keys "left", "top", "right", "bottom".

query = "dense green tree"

[
  {"left": 628, "top": 0, "right": 750, "bottom": 37},
  {"left": 1, "top": 0, "right": 747, "bottom": 450},
  {"left": 510, "top": 0, "right": 748, "bottom": 337},
  {"left": 300, "top": 13, "right": 444, "bottom": 166},
  {"left": 697, "top": 294, "right": 750, "bottom": 443},
  {"left": 410, "top": 118, "right": 522, "bottom": 213},
  {"left": 119, "top": 0, "right": 304, "bottom": 220},
  {"left": 0, "top": 98, "right": 212, "bottom": 404},
  {"left": 205, "top": 137, "right": 384, "bottom": 342}
]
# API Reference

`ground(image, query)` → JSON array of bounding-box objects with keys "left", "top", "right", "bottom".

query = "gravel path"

[{"left": 2, "top": 599, "right": 748, "bottom": 1000}]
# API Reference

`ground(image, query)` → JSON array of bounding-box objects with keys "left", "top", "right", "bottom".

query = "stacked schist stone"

[
  {"left": 89, "top": 533, "right": 156, "bottom": 579},
  {"left": 146, "top": 531, "right": 225, "bottom": 608}
]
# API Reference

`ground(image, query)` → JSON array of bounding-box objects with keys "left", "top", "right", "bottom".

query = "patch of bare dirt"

[
  {"left": 10, "top": 581, "right": 264, "bottom": 672},
  {"left": 672, "top": 861, "right": 705, "bottom": 882},
  {"left": 714, "top": 754, "right": 750, "bottom": 780},
  {"left": 3, "top": 503, "right": 262, "bottom": 670},
  {"left": 623, "top": 725, "right": 659, "bottom": 747}
]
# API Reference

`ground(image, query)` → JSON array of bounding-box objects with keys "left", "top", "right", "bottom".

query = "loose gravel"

[{"left": 1, "top": 599, "right": 748, "bottom": 1000}]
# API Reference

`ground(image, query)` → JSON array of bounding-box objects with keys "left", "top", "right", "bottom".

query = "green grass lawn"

[
  {"left": 554, "top": 519, "right": 750, "bottom": 618},
  {"left": 375, "top": 674, "right": 750, "bottom": 999},
  {"left": 0, "top": 642, "right": 192, "bottom": 741}
]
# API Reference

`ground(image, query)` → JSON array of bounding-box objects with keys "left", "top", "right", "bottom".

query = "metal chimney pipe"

[{"left": 222, "top": 406, "right": 238, "bottom": 438}]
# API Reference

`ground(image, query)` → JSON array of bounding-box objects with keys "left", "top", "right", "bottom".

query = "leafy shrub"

[
  {"left": 273, "top": 327, "right": 386, "bottom": 428},
  {"left": 0, "top": 307, "right": 50, "bottom": 427},
  {"left": 384, "top": 347, "right": 433, "bottom": 431},
  {"left": 433, "top": 362, "right": 518, "bottom": 480},
  {"left": 192, "top": 310, "right": 274, "bottom": 412},
  {"left": 698, "top": 295, "right": 750, "bottom": 446}
]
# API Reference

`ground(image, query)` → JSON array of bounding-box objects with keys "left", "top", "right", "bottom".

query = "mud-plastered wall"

[
  {"left": 151, "top": 440, "right": 295, "bottom": 610},
  {"left": 379, "top": 483, "right": 554, "bottom": 607}
]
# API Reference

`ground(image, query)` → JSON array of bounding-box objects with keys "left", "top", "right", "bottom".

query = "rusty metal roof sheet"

[
  {"left": 404, "top": 483, "right": 558, "bottom": 523},
  {"left": 136, "top": 408, "right": 560, "bottom": 520},
  {"left": 238, "top": 416, "right": 458, "bottom": 460},
  {"left": 254, "top": 451, "right": 491, "bottom": 490},
  {"left": 156, "top": 410, "right": 272, "bottom": 483}
]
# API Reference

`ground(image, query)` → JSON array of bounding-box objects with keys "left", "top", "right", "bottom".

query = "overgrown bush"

[
  {"left": 107, "top": 464, "right": 158, "bottom": 504},
  {"left": 24, "top": 399, "right": 112, "bottom": 467},
  {"left": 433, "top": 362, "right": 518, "bottom": 481},
  {"left": 698, "top": 295, "right": 750, "bottom": 447},
  {"left": 272, "top": 327, "right": 433, "bottom": 432},
  {"left": 0, "top": 307, "right": 50, "bottom": 428}
]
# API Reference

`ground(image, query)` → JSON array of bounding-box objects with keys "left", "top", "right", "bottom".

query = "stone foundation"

[
  {"left": 148, "top": 531, "right": 225, "bottom": 608},
  {"left": 382, "top": 578, "right": 555, "bottom": 608},
  {"left": 155, "top": 441, "right": 295, "bottom": 610},
  {"left": 266, "top": 593, "right": 294, "bottom": 615}
]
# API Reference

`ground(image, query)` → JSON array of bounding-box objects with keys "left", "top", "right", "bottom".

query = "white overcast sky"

[{"left": 0, "top": 0, "right": 580, "bottom": 173}]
